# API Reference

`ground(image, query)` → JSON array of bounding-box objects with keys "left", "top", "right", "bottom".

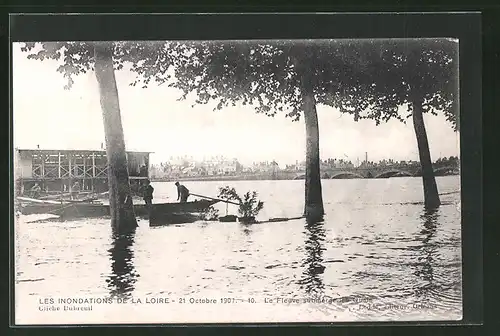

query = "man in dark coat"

[
  {"left": 70, "top": 181, "right": 81, "bottom": 200},
  {"left": 30, "top": 183, "right": 42, "bottom": 198},
  {"left": 175, "top": 182, "right": 190, "bottom": 203},
  {"left": 142, "top": 179, "right": 154, "bottom": 207}
]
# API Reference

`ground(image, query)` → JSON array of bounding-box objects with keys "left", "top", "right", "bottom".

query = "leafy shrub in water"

[
  {"left": 218, "top": 186, "right": 264, "bottom": 218},
  {"left": 200, "top": 206, "right": 219, "bottom": 221},
  {"left": 217, "top": 186, "right": 239, "bottom": 203}
]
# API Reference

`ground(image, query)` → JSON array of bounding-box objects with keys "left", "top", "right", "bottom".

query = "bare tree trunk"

[
  {"left": 94, "top": 42, "right": 137, "bottom": 232},
  {"left": 302, "top": 91, "right": 325, "bottom": 221},
  {"left": 412, "top": 99, "right": 441, "bottom": 209}
]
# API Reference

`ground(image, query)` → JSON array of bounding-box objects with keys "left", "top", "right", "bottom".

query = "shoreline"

[
  {"left": 150, "top": 173, "right": 458, "bottom": 183},
  {"left": 151, "top": 175, "right": 296, "bottom": 182}
]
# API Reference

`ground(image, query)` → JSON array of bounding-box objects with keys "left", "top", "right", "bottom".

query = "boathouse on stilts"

[{"left": 14, "top": 147, "right": 152, "bottom": 198}]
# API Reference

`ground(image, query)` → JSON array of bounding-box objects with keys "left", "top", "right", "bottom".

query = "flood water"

[{"left": 14, "top": 176, "right": 462, "bottom": 324}]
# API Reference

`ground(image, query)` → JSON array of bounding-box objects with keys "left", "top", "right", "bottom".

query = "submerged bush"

[
  {"left": 218, "top": 186, "right": 264, "bottom": 218},
  {"left": 199, "top": 206, "right": 219, "bottom": 221}
]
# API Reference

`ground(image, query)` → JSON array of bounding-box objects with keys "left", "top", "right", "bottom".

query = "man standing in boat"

[
  {"left": 70, "top": 181, "right": 81, "bottom": 200},
  {"left": 142, "top": 179, "right": 154, "bottom": 208},
  {"left": 175, "top": 182, "right": 190, "bottom": 203},
  {"left": 30, "top": 183, "right": 42, "bottom": 199}
]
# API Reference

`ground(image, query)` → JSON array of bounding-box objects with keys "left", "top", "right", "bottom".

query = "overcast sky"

[{"left": 12, "top": 42, "right": 460, "bottom": 166}]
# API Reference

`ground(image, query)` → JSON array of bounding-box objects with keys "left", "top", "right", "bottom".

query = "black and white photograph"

[{"left": 11, "top": 15, "right": 469, "bottom": 325}]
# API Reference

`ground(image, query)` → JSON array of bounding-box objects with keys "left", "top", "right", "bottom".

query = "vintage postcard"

[{"left": 11, "top": 15, "right": 471, "bottom": 326}]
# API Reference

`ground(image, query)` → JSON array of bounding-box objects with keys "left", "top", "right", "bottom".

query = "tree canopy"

[
  {"left": 20, "top": 39, "right": 458, "bottom": 130},
  {"left": 128, "top": 40, "right": 377, "bottom": 122},
  {"left": 342, "top": 39, "right": 459, "bottom": 130},
  {"left": 20, "top": 41, "right": 168, "bottom": 89}
]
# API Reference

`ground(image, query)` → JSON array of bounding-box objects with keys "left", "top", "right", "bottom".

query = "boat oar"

[{"left": 190, "top": 193, "right": 240, "bottom": 206}]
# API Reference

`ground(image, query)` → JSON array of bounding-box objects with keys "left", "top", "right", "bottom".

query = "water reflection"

[
  {"left": 240, "top": 223, "right": 252, "bottom": 236},
  {"left": 298, "top": 221, "right": 326, "bottom": 294},
  {"left": 414, "top": 208, "right": 439, "bottom": 299},
  {"left": 106, "top": 228, "right": 139, "bottom": 299}
]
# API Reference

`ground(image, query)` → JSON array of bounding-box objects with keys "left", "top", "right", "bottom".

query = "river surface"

[{"left": 14, "top": 176, "right": 462, "bottom": 324}]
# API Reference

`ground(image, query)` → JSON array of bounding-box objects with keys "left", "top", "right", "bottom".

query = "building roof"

[{"left": 15, "top": 148, "right": 154, "bottom": 154}]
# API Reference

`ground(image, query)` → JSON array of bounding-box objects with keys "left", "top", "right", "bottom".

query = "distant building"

[
  {"left": 218, "top": 159, "right": 238, "bottom": 175},
  {"left": 270, "top": 160, "right": 279, "bottom": 174},
  {"left": 242, "top": 166, "right": 255, "bottom": 173},
  {"left": 297, "top": 161, "right": 306, "bottom": 171},
  {"left": 206, "top": 164, "right": 217, "bottom": 176}
]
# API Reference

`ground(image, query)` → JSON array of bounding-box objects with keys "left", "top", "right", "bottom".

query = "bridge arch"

[
  {"left": 330, "top": 171, "right": 365, "bottom": 179},
  {"left": 374, "top": 170, "right": 414, "bottom": 178}
]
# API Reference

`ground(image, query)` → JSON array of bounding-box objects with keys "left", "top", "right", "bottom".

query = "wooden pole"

[
  {"left": 68, "top": 153, "right": 72, "bottom": 179},
  {"left": 92, "top": 153, "right": 96, "bottom": 178},
  {"left": 190, "top": 193, "right": 240, "bottom": 206},
  {"left": 58, "top": 152, "right": 61, "bottom": 178},
  {"left": 82, "top": 154, "right": 86, "bottom": 190},
  {"left": 41, "top": 154, "right": 45, "bottom": 179}
]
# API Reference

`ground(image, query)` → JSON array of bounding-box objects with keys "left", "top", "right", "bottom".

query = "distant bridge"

[{"left": 288, "top": 165, "right": 458, "bottom": 180}]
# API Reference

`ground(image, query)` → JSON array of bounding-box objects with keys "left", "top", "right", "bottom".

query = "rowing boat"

[{"left": 17, "top": 197, "right": 220, "bottom": 222}]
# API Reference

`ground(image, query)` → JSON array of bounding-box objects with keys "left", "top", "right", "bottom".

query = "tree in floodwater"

[
  {"left": 19, "top": 41, "right": 153, "bottom": 231},
  {"left": 93, "top": 42, "right": 138, "bottom": 231},
  {"left": 340, "top": 39, "right": 459, "bottom": 209},
  {"left": 129, "top": 40, "right": 374, "bottom": 221}
]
